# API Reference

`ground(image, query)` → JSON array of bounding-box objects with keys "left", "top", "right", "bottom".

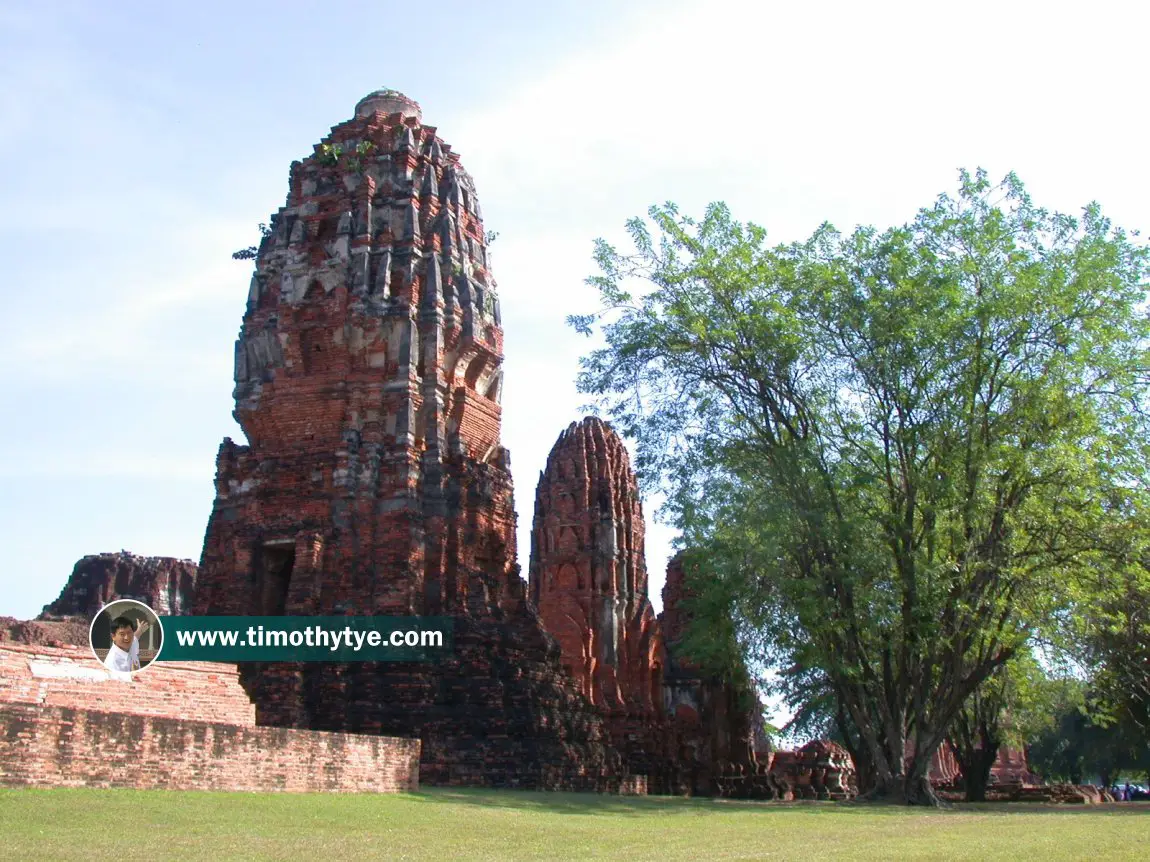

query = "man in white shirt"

[{"left": 103, "top": 615, "right": 150, "bottom": 673}]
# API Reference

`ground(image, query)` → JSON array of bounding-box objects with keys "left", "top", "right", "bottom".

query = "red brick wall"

[
  {"left": 0, "top": 703, "right": 419, "bottom": 792},
  {"left": 0, "top": 643, "right": 420, "bottom": 793},
  {"left": 0, "top": 643, "right": 256, "bottom": 727}
]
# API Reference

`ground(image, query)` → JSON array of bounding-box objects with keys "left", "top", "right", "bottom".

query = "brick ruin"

[
  {"left": 528, "top": 418, "right": 673, "bottom": 787},
  {"left": 529, "top": 419, "right": 661, "bottom": 713},
  {"left": 0, "top": 90, "right": 1050, "bottom": 800},
  {"left": 2, "top": 551, "right": 416, "bottom": 794},
  {"left": 925, "top": 739, "right": 1038, "bottom": 787},
  {"left": 2, "top": 552, "right": 198, "bottom": 650},
  {"left": 0, "top": 616, "right": 90, "bottom": 648},
  {"left": 658, "top": 550, "right": 778, "bottom": 795},
  {"left": 41, "top": 552, "right": 198, "bottom": 619},
  {"left": 193, "top": 89, "right": 621, "bottom": 789},
  {"left": 523, "top": 416, "right": 1054, "bottom": 799},
  {"left": 185, "top": 76, "right": 862, "bottom": 793}
]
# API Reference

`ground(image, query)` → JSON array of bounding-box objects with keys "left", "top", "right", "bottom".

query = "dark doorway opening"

[{"left": 258, "top": 543, "right": 295, "bottom": 615}]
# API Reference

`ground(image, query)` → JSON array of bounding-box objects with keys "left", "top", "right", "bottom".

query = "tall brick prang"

[
  {"left": 193, "top": 90, "right": 622, "bottom": 790},
  {"left": 529, "top": 417, "right": 676, "bottom": 789},
  {"left": 528, "top": 417, "right": 663, "bottom": 713}
]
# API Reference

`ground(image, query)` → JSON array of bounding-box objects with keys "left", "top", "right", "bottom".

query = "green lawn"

[{"left": 1, "top": 788, "right": 1146, "bottom": 861}]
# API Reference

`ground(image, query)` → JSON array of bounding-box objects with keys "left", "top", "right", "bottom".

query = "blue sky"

[{"left": 2, "top": 0, "right": 1147, "bottom": 621}]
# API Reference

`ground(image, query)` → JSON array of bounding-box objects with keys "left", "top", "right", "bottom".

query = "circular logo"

[{"left": 89, "top": 599, "right": 164, "bottom": 676}]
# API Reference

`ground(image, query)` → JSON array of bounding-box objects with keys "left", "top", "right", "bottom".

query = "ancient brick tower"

[
  {"left": 195, "top": 90, "right": 620, "bottom": 789},
  {"left": 529, "top": 417, "right": 671, "bottom": 785},
  {"left": 529, "top": 418, "right": 663, "bottom": 712}
]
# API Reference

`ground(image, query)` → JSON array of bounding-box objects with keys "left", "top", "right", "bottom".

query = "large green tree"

[{"left": 572, "top": 170, "right": 1149, "bottom": 804}]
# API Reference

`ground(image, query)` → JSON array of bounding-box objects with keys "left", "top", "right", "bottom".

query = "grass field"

[{"left": 1, "top": 788, "right": 1147, "bottom": 861}]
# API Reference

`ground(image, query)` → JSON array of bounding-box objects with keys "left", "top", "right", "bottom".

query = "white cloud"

[{"left": 1, "top": 223, "right": 249, "bottom": 378}]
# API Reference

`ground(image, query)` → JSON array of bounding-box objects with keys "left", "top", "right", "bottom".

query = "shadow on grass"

[
  {"left": 5, "top": 786, "right": 1147, "bottom": 822},
  {"left": 412, "top": 788, "right": 1150, "bottom": 818}
]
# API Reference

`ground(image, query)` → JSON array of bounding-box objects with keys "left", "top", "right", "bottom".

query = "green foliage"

[
  {"left": 346, "top": 140, "right": 376, "bottom": 172},
  {"left": 573, "top": 170, "right": 1150, "bottom": 803},
  {"left": 1028, "top": 679, "right": 1150, "bottom": 784},
  {"left": 482, "top": 290, "right": 499, "bottom": 320},
  {"left": 318, "top": 143, "right": 343, "bottom": 166},
  {"left": 232, "top": 223, "right": 272, "bottom": 261},
  {"left": 667, "top": 551, "right": 762, "bottom": 717},
  {"left": 1073, "top": 530, "right": 1150, "bottom": 732},
  {"left": 317, "top": 141, "right": 374, "bottom": 172},
  {"left": 999, "top": 658, "right": 1075, "bottom": 748}
]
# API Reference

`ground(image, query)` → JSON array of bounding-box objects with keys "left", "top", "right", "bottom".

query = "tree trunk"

[
  {"left": 905, "top": 772, "right": 943, "bottom": 806},
  {"left": 949, "top": 707, "right": 1002, "bottom": 802},
  {"left": 854, "top": 745, "right": 877, "bottom": 796},
  {"left": 836, "top": 685, "right": 947, "bottom": 805},
  {"left": 905, "top": 739, "right": 947, "bottom": 807},
  {"left": 835, "top": 705, "right": 876, "bottom": 795},
  {"left": 864, "top": 768, "right": 944, "bottom": 806},
  {"left": 961, "top": 742, "right": 999, "bottom": 802}
]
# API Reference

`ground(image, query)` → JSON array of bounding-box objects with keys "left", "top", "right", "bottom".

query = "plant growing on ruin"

[
  {"left": 572, "top": 170, "right": 1150, "bottom": 805},
  {"left": 232, "top": 222, "right": 273, "bottom": 261},
  {"left": 345, "top": 140, "right": 376, "bottom": 173},
  {"left": 318, "top": 143, "right": 343, "bottom": 166},
  {"left": 318, "top": 140, "right": 375, "bottom": 172}
]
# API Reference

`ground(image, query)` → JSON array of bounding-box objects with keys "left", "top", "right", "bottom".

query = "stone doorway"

[{"left": 258, "top": 541, "right": 295, "bottom": 615}]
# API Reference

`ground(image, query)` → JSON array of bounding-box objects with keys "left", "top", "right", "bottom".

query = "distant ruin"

[
  {"left": 42, "top": 552, "right": 198, "bottom": 619},
  {"left": 2, "top": 553, "right": 197, "bottom": 650}
]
